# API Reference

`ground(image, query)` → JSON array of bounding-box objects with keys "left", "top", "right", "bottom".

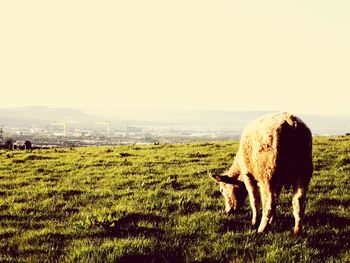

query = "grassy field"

[{"left": 0, "top": 136, "right": 349, "bottom": 262}]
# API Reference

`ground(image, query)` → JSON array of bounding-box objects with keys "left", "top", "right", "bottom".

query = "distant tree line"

[{"left": 0, "top": 138, "right": 33, "bottom": 150}]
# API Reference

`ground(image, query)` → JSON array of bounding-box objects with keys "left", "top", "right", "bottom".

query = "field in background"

[{"left": 0, "top": 136, "right": 349, "bottom": 262}]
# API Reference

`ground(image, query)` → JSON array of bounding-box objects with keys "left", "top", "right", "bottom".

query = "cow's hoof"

[
  {"left": 293, "top": 227, "right": 302, "bottom": 235},
  {"left": 257, "top": 228, "right": 265, "bottom": 233},
  {"left": 257, "top": 223, "right": 271, "bottom": 233}
]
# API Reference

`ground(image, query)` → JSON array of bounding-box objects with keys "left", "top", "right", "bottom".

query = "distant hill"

[
  {"left": 0, "top": 107, "right": 349, "bottom": 135},
  {"left": 0, "top": 106, "right": 98, "bottom": 127}
]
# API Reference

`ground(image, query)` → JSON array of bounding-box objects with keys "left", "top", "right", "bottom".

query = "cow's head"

[{"left": 211, "top": 174, "right": 247, "bottom": 214}]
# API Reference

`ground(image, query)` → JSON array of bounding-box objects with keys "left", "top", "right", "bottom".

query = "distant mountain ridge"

[
  {"left": 0, "top": 106, "right": 349, "bottom": 135},
  {"left": 0, "top": 106, "right": 98, "bottom": 127}
]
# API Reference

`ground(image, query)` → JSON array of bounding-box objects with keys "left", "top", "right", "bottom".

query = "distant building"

[{"left": 24, "top": 141, "right": 32, "bottom": 150}]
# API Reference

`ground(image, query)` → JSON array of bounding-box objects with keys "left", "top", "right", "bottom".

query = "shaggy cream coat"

[{"left": 213, "top": 112, "right": 313, "bottom": 234}]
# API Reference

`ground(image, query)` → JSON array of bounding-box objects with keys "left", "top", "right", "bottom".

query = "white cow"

[{"left": 212, "top": 112, "right": 313, "bottom": 234}]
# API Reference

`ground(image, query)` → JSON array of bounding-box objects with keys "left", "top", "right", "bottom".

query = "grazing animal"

[{"left": 212, "top": 112, "right": 313, "bottom": 234}]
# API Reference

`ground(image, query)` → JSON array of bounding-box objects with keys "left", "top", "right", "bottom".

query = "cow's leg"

[
  {"left": 258, "top": 182, "right": 275, "bottom": 233},
  {"left": 292, "top": 185, "right": 307, "bottom": 235},
  {"left": 269, "top": 184, "right": 282, "bottom": 224},
  {"left": 243, "top": 175, "right": 260, "bottom": 226}
]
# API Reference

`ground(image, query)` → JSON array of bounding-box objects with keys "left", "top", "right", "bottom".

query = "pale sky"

[{"left": 1, "top": 1, "right": 349, "bottom": 115}]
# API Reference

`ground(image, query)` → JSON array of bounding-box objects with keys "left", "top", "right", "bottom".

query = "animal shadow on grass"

[
  {"left": 218, "top": 211, "right": 251, "bottom": 234},
  {"left": 0, "top": 214, "right": 48, "bottom": 230},
  {"left": 304, "top": 211, "right": 350, "bottom": 259},
  {"left": 0, "top": 231, "right": 68, "bottom": 263},
  {"left": 318, "top": 198, "right": 350, "bottom": 207},
  {"left": 93, "top": 213, "right": 165, "bottom": 239},
  {"left": 0, "top": 212, "right": 69, "bottom": 262},
  {"left": 273, "top": 209, "right": 350, "bottom": 259},
  {"left": 88, "top": 213, "right": 185, "bottom": 263}
]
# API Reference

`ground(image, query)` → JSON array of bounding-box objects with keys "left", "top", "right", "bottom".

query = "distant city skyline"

[
  {"left": 1, "top": 1, "right": 350, "bottom": 115},
  {"left": 1, "top": 106, "right": 349, "bottom": 136}
]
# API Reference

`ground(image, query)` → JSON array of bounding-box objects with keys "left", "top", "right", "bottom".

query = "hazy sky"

[{"left": 1, "top": 1, "right": 349, "bottom": 115}]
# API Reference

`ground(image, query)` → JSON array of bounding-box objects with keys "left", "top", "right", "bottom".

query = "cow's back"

[{"left": 238, "top": 113, "right": 313, "bottom": 188}]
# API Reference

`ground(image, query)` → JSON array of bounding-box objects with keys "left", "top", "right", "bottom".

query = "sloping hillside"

[{"left": 0, "top": 137, "right": 349, "bottom": 262}]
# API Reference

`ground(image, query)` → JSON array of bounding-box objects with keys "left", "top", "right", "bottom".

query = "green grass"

[{"left": 0, "top": 137, "right": 349, "bottom": 262}]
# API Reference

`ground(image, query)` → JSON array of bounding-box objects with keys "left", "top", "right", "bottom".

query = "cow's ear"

[
  {"left": 211, "top": 174, "right": 222, "bottom": 183},
  {"left": 222, "top": 175, "right": 239, "bottom": 184},
  {"left": 211, "top": 174, "right": 239, "bottom": 184}
]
